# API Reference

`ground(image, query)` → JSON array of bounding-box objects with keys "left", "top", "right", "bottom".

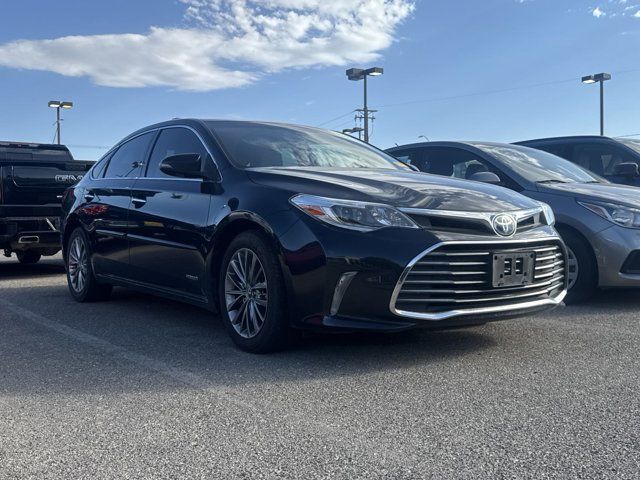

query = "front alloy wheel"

[
  {"left": 224, "top": 248, "right": 268, "bottom": 339},
  {"left": 219, "top": 231, "right": 291, "bottom": 353}
]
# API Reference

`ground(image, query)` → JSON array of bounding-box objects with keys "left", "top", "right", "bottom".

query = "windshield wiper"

[{"left": 536, "top": 179, "right": 570, "bottom": 184}]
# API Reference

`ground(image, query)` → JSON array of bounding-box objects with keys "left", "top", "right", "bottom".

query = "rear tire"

[
  {"left": 219, "top": 231, "right": 291, "bottom": 353},
  {"left": 65, "top": 228, "right": 112, "bottom": 302},
  {"left": 559, "top": 228, "right": 597, "bottom": 304},
  {"left": 16, "top": 250, "right": 41, "bottom": 264}
]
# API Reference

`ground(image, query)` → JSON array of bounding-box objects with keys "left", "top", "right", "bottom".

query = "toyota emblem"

[{"left": 491, "top": 214, "right": 517, "bottom": 237}]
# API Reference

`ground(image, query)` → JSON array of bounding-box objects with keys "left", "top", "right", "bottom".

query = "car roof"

[
  {"left": 515, "top": 135, "right": 619, "bottom": 145},
  {"left": 0, "top": 141, "right": 71, "bottom": 152},
  {"left": 386, "top": 141, "right": 519, "bottom": 151}
]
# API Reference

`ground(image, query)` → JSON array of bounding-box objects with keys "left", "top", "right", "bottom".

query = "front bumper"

[
  {"left": 277, "top": 214, "right": 566, "bottom": 331},
  {"left": 591, "top": 224, "right": 640, "bottom": 287}
]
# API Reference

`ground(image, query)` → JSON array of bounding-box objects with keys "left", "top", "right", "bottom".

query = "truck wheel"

[
  {"left": 16, "top": 251, "right": 41, "bottom": 264},
  {"left": 559, "top": 229, "right": 597, "bottom": 304},
  {"left": 66, "top": 228, "right": 112, "bottom": 302},
  {"left": 219, "top": 231, "right": 292, "bottom": 353}
]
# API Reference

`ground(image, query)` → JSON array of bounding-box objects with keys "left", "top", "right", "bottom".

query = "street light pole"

[
  {"left": 363, "top": 74, "right": 369, "bottom": 143},
  {"left": 48, "top": 100, "right": 74, "bottom": 145},
  {"left": 346, "top": 67, "right": 383, "bottom": 144},
  {"left": 581, "top": 73, "right": 611, "bottom": 136},
  {"left": 55, "top": 107, "right": 61, "bottom": 144},
  {"left": 600, "top": 79, "right": 604, "bottom": 137}
]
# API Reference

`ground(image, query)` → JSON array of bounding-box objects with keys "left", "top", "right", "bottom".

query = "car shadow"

[
  {"left": 0, "top": 256, "right": 65, "bottom": 280},
  {"left": 1, "top": 283, "right": 501, "bottom": 395}
]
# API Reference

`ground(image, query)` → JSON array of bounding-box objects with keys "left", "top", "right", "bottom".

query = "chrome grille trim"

[{"left": 390, "top": 238, "right": 567, "bottom": 321}]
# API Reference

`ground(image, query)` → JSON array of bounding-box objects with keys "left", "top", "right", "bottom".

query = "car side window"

[
  {"left": 422, "top": 148, "right": 488, "bottom": 179},
  {"left": 146, "top": 128, "right": 210, "bottom": 178},
  {"left": 104, "top": 132, "right": 154, "bottom": 179},
  {"left": 391, "top": 149, "right": 428, "bottom": 171},
  {"left": 91, "top": 152, "right": 112, "bottom": 179},
  {"left": 536, "top": 143, "right": 569, "bottom": 159},
  {"left": 571, "top": 143, "right": 636, "bottom": 176}
]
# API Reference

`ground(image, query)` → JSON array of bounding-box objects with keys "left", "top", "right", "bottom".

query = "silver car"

[{"left": 387, "top": 141, "right": 640, "bottom": 303}]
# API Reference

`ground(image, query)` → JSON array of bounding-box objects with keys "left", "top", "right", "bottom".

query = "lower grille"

[{"left": 391, "top": 241, "right": 566, "bottom": 318}]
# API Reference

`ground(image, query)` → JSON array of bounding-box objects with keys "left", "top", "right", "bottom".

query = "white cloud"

[
  {"left": 635, "top": 10, "right": 640, "bottom": 17},
  {"left": 592, "top": 6, "right": 606, "bottom": 18},
  {"left": 0, "top": 0, "right": 414, "bottom": 91}
]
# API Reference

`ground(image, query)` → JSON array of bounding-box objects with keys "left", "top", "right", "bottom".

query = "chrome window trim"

[
  {"left": 90, "top": 124, "right": 223, "bottom": 182},
  {"left": 389, "top": 237, "right": 568, "bottom": 321}
]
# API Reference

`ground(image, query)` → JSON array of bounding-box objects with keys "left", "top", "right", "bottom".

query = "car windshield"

[
  {"left": 617, "top": 138, "right": 640, "bottom": 156},
  {"left": 209, "top": 122, "right": 407, "bottom": 170},
  {"left": 473, "top": 143, "right": 603, "bottom": 184}
]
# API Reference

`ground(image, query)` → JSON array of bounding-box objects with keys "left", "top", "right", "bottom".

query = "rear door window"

[{"left": 104, "top": 132, "right": 154, "bottom": 179}]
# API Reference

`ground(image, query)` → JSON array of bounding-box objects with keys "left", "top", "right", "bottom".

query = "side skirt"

[{"left": 96, "top": 273, "right": 215, "bottom": 311}]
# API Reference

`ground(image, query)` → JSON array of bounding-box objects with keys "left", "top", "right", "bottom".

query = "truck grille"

[{"left": 392, "top": 241, "right": 566, "bottom": 317}]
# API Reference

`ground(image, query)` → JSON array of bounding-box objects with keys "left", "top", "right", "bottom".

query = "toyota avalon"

[
  {"left": 387, "top": 141, "right": 640, "bottom": 303},
  {"left": 61, "top": 120, "right": 566, "bottom": 352}
]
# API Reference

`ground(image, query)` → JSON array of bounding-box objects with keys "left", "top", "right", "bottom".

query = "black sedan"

[{"left": 61, "top": 120, "right": 566, "bottom": 352}]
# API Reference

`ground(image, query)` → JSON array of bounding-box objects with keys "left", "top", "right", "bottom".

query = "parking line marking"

[{"left": 0, "top": 298, "right": 405, "bottom": 467}]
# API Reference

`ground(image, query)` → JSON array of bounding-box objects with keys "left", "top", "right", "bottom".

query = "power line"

[
  {"left": 374, "top": 68, "right": 640, "bottom": 109},
  {"left": 316, "top": 110, "right": 356, "bottom": 127}
]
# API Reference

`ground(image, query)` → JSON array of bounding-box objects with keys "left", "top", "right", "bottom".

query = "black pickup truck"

[{"left": 0, "top": 142, "right": 93, "bottom": 264}]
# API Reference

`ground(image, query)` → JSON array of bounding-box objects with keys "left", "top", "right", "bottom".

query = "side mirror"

[
  {"left": 159, "top": 153, "right": 204, "bottom": 179},
  {"left": 469, "top": 171, "right": 501, "bottom": 184},
  {"left": 613, "top": 162, "right": 639, "bottom": 177}
]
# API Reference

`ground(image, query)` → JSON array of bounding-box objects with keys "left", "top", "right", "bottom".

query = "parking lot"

[{"left": 0, "top": 254, "right": 638, "bottom": 479}]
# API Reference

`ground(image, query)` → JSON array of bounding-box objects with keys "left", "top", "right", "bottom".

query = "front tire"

[
  {"left": 559, "top": 229, "right": 597, "bottom": 304},
  {"left": 65, "top": 228, "right": 112, "bottom": 302},
  {"left": 219, "top": 231, "right": 291, "bottom": 353},
  {"left": 16, "top": 250, "right": 41, "bottom": 264}
]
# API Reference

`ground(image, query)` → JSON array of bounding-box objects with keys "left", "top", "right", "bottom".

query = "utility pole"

[{"left": 346, "top": 67, "right": 384, "bottom": 143}]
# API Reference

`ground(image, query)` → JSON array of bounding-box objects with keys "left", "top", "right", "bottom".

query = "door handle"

[
  {"left": 132, "top": 197, "right": 147, "bottom": 206},
  {"left": 170, "top": 192, "right": 183, "bottom": 199}
]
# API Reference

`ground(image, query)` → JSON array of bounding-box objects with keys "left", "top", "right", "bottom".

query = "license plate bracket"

[{"left": 492, "top": 252, "right": 535, "bottom": 288}]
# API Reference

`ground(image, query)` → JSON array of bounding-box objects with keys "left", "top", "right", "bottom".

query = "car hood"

[
  {"left": 247, "top": 167, "right": 540, "bottom": 212},
  {"left": 541, "top": 182, "right": 640, "bottom": 208}
]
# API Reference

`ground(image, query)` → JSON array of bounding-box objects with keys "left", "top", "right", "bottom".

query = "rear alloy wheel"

[
  {"left": 16, "top": 250, "right": 41, "bottom": 265},
  {"left": 219, "top": 231, "right": 291, "bottom": 353},
  {"left": 66, "top": 228, "right": 112, "bottom": 302}
]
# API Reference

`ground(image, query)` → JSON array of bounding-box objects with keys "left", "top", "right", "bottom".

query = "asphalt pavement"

[{"left": 0, "top": 253, "right": 638, "bottom": 479}]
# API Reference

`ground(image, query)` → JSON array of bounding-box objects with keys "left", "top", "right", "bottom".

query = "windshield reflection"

[
  {"left": 473, "top": 144, "right": 602, "bottom": 184},
  {"left": 618, "top": 138, "right": 640, "bottom": 156}
]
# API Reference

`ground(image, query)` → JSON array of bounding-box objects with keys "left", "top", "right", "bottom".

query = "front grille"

[
  {"left": 393, "top": 241, "right": 565, "bottom": 316},
  {"left": 406, "top": 211, "right": 544, "bottom": 236}
]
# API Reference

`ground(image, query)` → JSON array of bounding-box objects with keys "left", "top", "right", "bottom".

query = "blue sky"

[{"left": 0, "top": 0, "right": 638, "bottom": 160}]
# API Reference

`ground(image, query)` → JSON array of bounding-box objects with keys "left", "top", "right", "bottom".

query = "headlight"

[
  {"left": 579, "top": 200, "right": 640, "bottom": 228},
  {"left": 538, "top": 202, "right": 555, "bottom": 226},
  {"left": 290, "top": 194, "right": 419, "bottom": 232}
]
